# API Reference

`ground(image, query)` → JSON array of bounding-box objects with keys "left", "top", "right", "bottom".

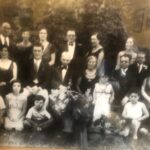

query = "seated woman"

[
  {"left": 0, "top": 46, "right": 17, "bottom": 97},
  {"left": 93, "top": 75, "right": 114, "bottom": 125},
  {"left": 39, "top": 28, "right": 56, "bottom": 66},
  {"left": 116, "top": 37, "right": 138, "bottom": 69},
  {"left": 16, "top": 30, "right": 32, "bottom": 85},
  {"left": 122, "top": 92, "right": 149, "bottom": 140},
  {"left": 76, "top": 56, "right": 99, "bottom": 94},
  {"left": 4, "top": 80, "right": 49, "bottom": 131}
]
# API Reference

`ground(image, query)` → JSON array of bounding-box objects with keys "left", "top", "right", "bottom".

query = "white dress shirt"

[
  {"left": 121, "top": 68, "right": 128, "bottom": 77},
  {"left": 33, "top": 59, "right": 42, "bottom": 84},
  {"left": 0, "top": 34, "right": 9, "bottom": 46},
  {"left": 61, "top": 66, "right": 68, "bottom": 81}
]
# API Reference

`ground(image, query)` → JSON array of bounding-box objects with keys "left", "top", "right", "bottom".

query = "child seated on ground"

[
  {"left": 121, "top": 92, "right": 149, "bottom": 140},
  {"left": 24, "top": 95, "right": 53, "bottom": 131},
  {"left": 0, "top": 96, "right": 6, "bottom": 127}
]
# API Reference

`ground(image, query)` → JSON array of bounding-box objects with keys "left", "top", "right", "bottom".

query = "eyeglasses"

[{"left": 121, "top": 61, "right": 129, "bottom": 63}]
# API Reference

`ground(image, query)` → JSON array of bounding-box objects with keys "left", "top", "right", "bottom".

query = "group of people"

[{"left": 0, "top": 21, "right": 150, "bottom": 142}]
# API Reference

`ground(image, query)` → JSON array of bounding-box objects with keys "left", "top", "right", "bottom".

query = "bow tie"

[
  {"left": 61, "top": 65, "right": 68, "bottom": 70},
  {"left": 69, "top": 42, "right": 74, "bottom": 46}
]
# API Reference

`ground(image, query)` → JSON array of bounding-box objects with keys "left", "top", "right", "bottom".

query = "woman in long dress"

[
  {"left": 93, "top": 75, "right": 114, "bottom": 123},
  {"left": 39, "top": 28, "right": 56, "bottom": 66}
]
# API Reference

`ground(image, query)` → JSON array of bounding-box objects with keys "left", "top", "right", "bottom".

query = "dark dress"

[
  {"left": 16, "top": 44, "right": 33, "bottom": 85},
  {"left": 78, "top": 73, "right": 99, "bottom": 94},
  {"left": 87, "top": 48, "right": 105, "bottom": 76},
  {"left": 0, "top": 61, "right": 13, "bottom": 96},
  {"left": 42, "top": 42, "right": 56, "bottom": 64}
]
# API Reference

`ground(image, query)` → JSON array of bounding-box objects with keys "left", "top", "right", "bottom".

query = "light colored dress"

[
  {"left": 93, "top": 83, "right": 113, "bottom": 122},
  {"left": 4, "top": 89, "right": 30, "bottom": 131}
]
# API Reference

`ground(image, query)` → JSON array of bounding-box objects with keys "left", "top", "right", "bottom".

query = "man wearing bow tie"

[
  {"left": 0, "top": 22, "right": 15, "bottom": 59},
  {"left": 130, "top": 51, "right": 149, "bottom": 88},
  {"left": 50, "top": 51, "right": 74, "bottom": 89},
  {"left": 113, "top": 54, "right": 135, "bottom": 103}
]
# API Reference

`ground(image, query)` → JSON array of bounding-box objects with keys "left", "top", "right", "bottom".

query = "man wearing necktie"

[
  {"left": 113, "top": 54, "right": 135, "bottom": 104},
  {"left": 130, "top": 51, "right": 149, "bottom": 88},
  {"left": 27, "top": 44, "right": 48, "bottom": 88}
]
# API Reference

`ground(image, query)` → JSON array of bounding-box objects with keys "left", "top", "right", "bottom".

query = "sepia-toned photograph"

[{"left": 0, "top": 0, "right": 150, "bottom": 150}]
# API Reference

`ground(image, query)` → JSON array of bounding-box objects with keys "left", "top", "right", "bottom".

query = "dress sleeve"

[
  {"left": 26, "top": 108, "right": 33, "bottom": 119},
  {"left": 0, "top": 96, "right": 6, "bottom": 109},
  {"left": 44, "top": 110, "right": 51, "bottom": 119}
]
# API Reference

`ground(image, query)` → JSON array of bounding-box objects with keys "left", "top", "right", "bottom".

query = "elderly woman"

[
  {"left": 76, "top": 56, "right": 99, "bottom": 94},
  {"left": 116, "top": 37, "right": 138, "bottom": 69},
  {"left": 0, "top": 46, "right": 17, "bottom": 96},
  {"left": 39, "top": 28, "right": 56, "bottom": 66}
]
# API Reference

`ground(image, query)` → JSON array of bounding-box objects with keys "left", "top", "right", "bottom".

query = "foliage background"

[{"left": 0, "top": 0, "right": 137, "bottom": 74}]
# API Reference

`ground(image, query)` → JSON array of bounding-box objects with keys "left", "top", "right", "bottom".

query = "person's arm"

[
  {"left": 92, "top": 84, "right": 97, "bottom": 104},
  {"left": 115, "top": 51, "right": 124, "bottom": 70},
  {"left": 10, "top": 62, "right": 17, "bottom": 82},
  {"left": 48, "top": 52, "right": 56, "bottom": 66},
  {"left": 141, "top": 79, "right": 150, "bottom": 103},
  {"left": 138, "top": 103, "right": 149, "bottom": 121},
  {"left": 97, "top": 51, "right": 104, "bottom": 69},
  {"left": 76, "top": 77, "right": 82, "bottom": 93},
  {"left": 17, "top": 101, "right": 27, "bottom": 120},
  {"left": 109, "top": 85, "right": 115, "bottom": 104}
]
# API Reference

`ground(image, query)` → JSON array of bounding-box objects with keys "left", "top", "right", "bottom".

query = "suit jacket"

[
  {"left": 0, "top": 34, "right": 16, "bottom": 60},
  {"left": 129, "top": 63, "right": 149, "bottom": 88},
  {"left": 27, "top": 59, "right": 48, "bottom": 88},
  {"left": 113, "top": 67, "right": 135, "bottom": 98},
  {"left": 48, "top": 64, "right": 75, "bottom": 89}
]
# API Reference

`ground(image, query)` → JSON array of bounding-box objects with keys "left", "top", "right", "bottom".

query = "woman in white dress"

[{"left": 93, "top": 75, "right": 114, "bottom": 123}]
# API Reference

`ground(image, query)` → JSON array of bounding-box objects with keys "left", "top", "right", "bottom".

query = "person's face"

[
  {"left": 60, "top": 55, "right": 71, "bottom": 66},
  {"left": 120, "top": 56, "right": 130, "bottom": 69},
  {"left": 2, "top": 23, "right": 11, "bottom": 37},
  {"left": 34, "top": 100, "right": 44, "bottom": 110},
  {"left": 137, "top": 53, "right": 146, "bottom": 64},
  {"left": 12, "top": 82, "right": 21, "bottom": 95},
  {"left": 129, "top": 93, "right": 139, "bottom": 104},
  {"left": 91, "top": 34, "right": 100, "bottom": 47},
  {"left": 87, "top": 58, "right": 97, "bottom": 70},
  {"left": 0, "top": 47, "right": 9, "bottom": 58},
  {"left": 66, "top": 30, "right": 76, "bottom": 43},
  {"left": 125, "top": 38, "right": 134, "bottom": 50},
  {"left": 99, "top": 76, "right": 108, "bottom": 84},
  {"left": 39, "top": 29, "right": 47, "bottom": 41},
  {"left": 22, "top": 31, "right": 30, "bottom": 41},
  {"left": 33, "top": 46, "right": 42, "bottom": 60}
]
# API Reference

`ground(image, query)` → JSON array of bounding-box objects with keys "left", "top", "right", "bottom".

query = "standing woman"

[
  {"left": 16, "top": 30, "right": 32, "bottom": 85},
  {"left": 116, "top": 37, "right": 138, "bottom": 69},
  {"left": 39, "top": 28, "right": 56, "bottom": 66},
  {"left": 0, "top": 46, "right": 17, "bottom": 96},
  {"left": 87, "top": 33, "right": 104, "bottom": 76}
]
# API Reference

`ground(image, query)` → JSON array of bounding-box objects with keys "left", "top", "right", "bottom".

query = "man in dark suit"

[
  {"left": 130, "top": 51, "right": 149, "bottom": 89},
  {"left": 0, "top": 22, "right": 15, "bottom": 59},
  {"left": 50, "top": 51, "right": 74, "bottom": 89},
  {"left": 57, "top": 29, "right": 85, "bottom": 80},
  {"left": 27, "top": 44, "right": 48, "bottom": 88},
  {"left": 113, "top": 54, "right": 135, "bottom": 104}
]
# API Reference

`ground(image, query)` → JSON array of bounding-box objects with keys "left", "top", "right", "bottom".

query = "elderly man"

[{"left": 113, "top": 54, "right": 135, "bottom": 104}]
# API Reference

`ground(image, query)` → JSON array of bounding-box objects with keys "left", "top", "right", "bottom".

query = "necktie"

[
  {"left": 4, "top": 37, "right": 7, "bottom": 46},
  {"left": 69, "top": 42, "right": 73, "bottom": 46},
  {"left": 34, "top": 61, "right": 38, "bottom": 73}
]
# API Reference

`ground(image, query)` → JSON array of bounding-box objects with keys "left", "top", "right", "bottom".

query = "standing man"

[{"left": 0, "top": 22, "right": 15, "bottom": 59}]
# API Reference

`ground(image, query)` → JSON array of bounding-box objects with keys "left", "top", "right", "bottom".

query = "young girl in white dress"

[{"left": 93, "top": 75, "right": 114, "bottom": 123}]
